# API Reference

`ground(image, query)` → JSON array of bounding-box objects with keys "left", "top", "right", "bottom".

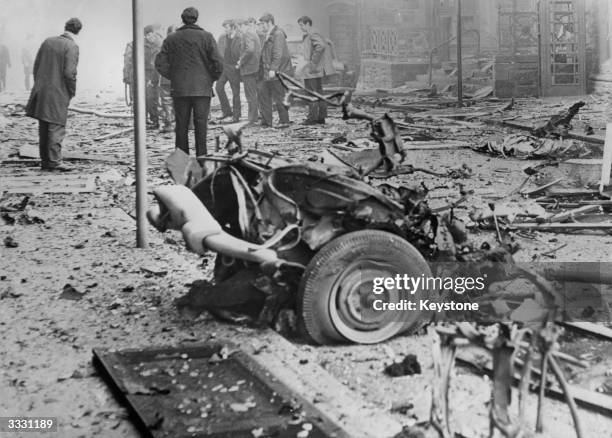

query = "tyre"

[{"left": 298, "top": 230, "right": 435, "bottom": 345}]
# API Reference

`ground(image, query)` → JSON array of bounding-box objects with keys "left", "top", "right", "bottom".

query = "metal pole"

[
  {"left": 132, "top": 0, "right": 148, "bottom": 248},
  {"left": 456, "top": 0, "right": 463, "bottom": 107}
]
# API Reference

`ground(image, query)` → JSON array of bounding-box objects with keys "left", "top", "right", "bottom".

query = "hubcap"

[{"left": 328, "top": 258, "right": 409, "bottom": 343}]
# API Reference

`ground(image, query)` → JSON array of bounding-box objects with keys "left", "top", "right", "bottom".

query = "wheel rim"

[{"left": 328, "top": 258, "right": 412, "bottom": 344}]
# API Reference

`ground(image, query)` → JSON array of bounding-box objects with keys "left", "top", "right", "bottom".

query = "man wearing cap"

[
  {"left": 258, "top": 12, "right": 293, "bottom": 128},
  {"left": 155, "top": 7, "right": 223, "bottom": 156},
  {"left": 26, "top": 18, "right": 82, "bottom": 172},
  {"left": 215, "top": 19, "right": 242, "bottom": 122}
]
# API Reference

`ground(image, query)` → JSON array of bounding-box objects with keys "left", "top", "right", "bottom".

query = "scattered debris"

[
  {"left": 59, "top": 284, "right": 85, "bottom": 301},
  {"left": 533, "top": 101, "right": 586, "bottom": 138},
  {"left": 0, "top": 196, "right": 30, "bottom": 212},
  {"left": 140, "top": 266, "right": 168, "bottom": 277},
  {"left": 93, "top": 127, "right": 133, "bottom": 142},
  {"left": 384, "top": 355, "right": 422, "bottom": 377},
  {"left": 0, "top": 285, "right": 24, "bottom": 299},
  {"left": 474, "top": 134, "right": 588, "bottom": 159},
  {"left": 69, "top": 106, "right": 131, "bottom": 119},
  {"left": 3, "top": 236, "right": 18, "bottom": 248}
]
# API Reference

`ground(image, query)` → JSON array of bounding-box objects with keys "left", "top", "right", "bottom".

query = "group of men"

[
  {"left": 130, "top": 8, "right": 336, "bottom": 157},
  {"left": 25, "top": 7, "right": 337, "bottom": 171}
]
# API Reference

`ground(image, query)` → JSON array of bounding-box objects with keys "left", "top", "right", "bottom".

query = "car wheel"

[{"left": 298, "top": 230, "right": 435, "bottom": 345}]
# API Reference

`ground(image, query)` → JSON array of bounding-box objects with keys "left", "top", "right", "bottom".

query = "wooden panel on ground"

[
  {"left": 231, "top": 329, "right": 403, "bottom": 438},
  {"left": 93, "top": 343, "right": 350, "bottom": 438},
  {"left": 18, "top": 144, "right": 119, "bottom": 163},
  {"left": 0, "top": 174, "right": 96, "bottom": 194}
]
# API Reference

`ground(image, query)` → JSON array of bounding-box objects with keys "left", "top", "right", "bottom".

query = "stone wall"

[
  {"left": 494, "top": 54, "right": 539, "bottom": 97},
  {"left": 359, "top": 59, "right": 428, "bottom": 89}
]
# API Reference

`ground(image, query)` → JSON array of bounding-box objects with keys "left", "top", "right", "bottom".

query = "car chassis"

[{"left": 147, "top": 73, "right": 518, "bottom": 345}]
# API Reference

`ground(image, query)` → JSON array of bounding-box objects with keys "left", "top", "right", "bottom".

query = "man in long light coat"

[
  {"left": 26, "top": 18, "right": 82, "bottom": 171},
  {"left": 297, "top": 16, "right": 335, "bottom": 125}
]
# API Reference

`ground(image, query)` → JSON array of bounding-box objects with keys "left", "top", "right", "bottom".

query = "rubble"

[
  {"left": 474, "top": 134, "right": 589, "bottom": 159},
  {"left": 384, "top": 354, "right": 422, "bottom": 377}
]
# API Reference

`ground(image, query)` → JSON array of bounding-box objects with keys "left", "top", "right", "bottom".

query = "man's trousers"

[
  {"left": 258, "top": 79, "right": 289, "bottom": 127},
  {"left": 145, "top": 82, "right": 159, "bottom": 125},
  {"left": 38, "top": 120, "right": 66, "bottom": 168},
  {"left": 173, "top": 96, "right": 211, "bottom": 156},
  {"left": 159, "top": 84, "right": 174, "bottom": 130},
  {"left": 304, "top": 77, "right": 327, "bottom": 122},
  {"left": 242, "top": 73, "right": 259, "bottom": 123},
  {"left": 215, "top": 68, "right": 241, "bottom": 120}
]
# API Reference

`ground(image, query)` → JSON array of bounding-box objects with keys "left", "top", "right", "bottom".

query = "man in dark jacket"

[
  {"left": 0, "top": 43, "right": 11, "bottom": 92},
  {"left": 258, "top": 13, "right": 293, "bottom": 128},
  {"left": 215, "top": 19, "right": 242, "bottom": 122},
  {"left": 26, "top": 18, "right": 82, "bottom": 171},
  {"left": 155, "top": 7, "right": 223, "bottom": 156},
  {"left": 237, "top": 18, "right": 261, "bottom": 124}
]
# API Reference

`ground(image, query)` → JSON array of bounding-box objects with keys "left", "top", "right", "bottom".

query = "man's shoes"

[
  {"left": 276, "top": 122, "right": 291, "bottom": 129},
  {"left": 160, "top": 125, "right": 173, "bottom": 133},
  {"left": 41, "top": 163, "right": 75, "bottom": 172},
  {"left": 216, "top": 114, "right": 233, "bottom": 122}
]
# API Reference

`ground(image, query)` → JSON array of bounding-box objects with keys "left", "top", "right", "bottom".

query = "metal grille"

[
  {"left": 498, "top": 0, "right": 539, "bottom": 55},
  {"left": 364, "top": 27, "right": 399, "bottom": 59}
]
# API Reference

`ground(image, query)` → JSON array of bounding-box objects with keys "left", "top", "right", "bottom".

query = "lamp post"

[
  {"left": 132, "top": 0, "right": 148, "bottom": 248},
  {"left": 456, "top": 0, "right": 463, "bottom": 107}
]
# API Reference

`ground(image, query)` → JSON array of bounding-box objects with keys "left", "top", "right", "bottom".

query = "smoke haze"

[{"left": 0, "top": 0, "right": 326, "bottom": 94}]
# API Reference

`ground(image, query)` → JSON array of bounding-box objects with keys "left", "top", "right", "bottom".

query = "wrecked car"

[{"left": 147, "top": 76, "right": 511, "bottom": 345}]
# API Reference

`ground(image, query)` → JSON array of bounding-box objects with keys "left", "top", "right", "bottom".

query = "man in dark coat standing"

[
  {"left": 237, "top": 18, "right": 262, "bottom": 124},
  {"left": 155, "top": 7, "right": 223, "bottom": 156},
  {"left": 215, "top": 19, "right": 242, "bottom": 122},
  {"left": 258, "top": 13, "right": 293, "bottom": 129},
  {"left": 26, "top": 18, "right": 82, "bottom": 171}
]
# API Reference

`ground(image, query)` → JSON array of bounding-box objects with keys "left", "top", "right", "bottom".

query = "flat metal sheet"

[
  {"left": 93, "top": 344, "right": 346, "bottom": 438},
  {"left": 0, "top": 174, "right": 96, "bottom": 194}
]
